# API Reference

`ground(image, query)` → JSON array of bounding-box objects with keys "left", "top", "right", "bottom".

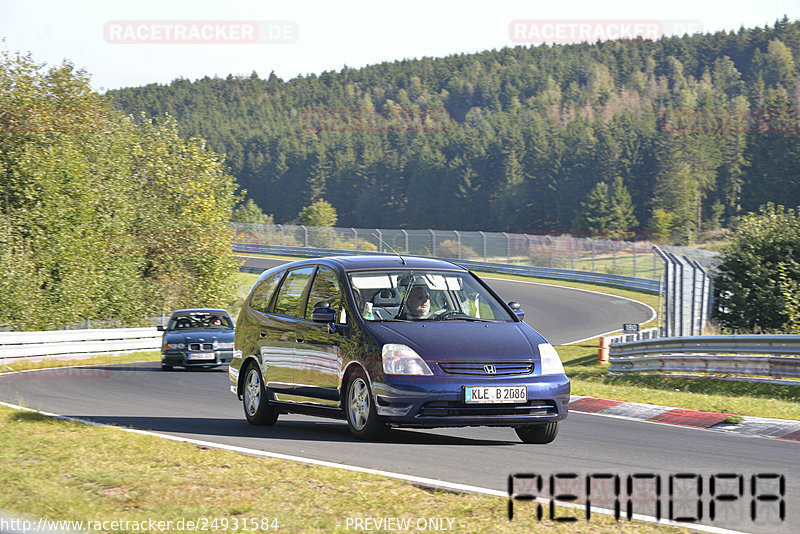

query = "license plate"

[
  {"left": 464, "top": 385, "right": 527, "bottom": 404},
  {"left": 188, "top": 353, "right": 215, "bottom": 361}
]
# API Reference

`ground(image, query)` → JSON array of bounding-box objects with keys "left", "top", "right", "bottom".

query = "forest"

[
  {"left": 1, "top": 52, "right": 238, "bottom": 330},
  {"left": 108, "top": 18, "right": 800, "bottom": 244}
]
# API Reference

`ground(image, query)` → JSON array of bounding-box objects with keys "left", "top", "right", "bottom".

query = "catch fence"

[{"left": 231, "top": 223, "right": 713, "bottom": 281}]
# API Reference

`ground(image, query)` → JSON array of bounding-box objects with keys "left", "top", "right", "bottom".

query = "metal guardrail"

[
  {"left": 0, "top": 328, "right": 162, "bottom": 362},
  {"left": 609, "top": 327, "right": 664, "bottom": 344},
  {"left": 608, "top": 335, "right": 800, "bottom": 384},
  {"left": 234, "top": 243, "right": 662, "bottom": 294}
]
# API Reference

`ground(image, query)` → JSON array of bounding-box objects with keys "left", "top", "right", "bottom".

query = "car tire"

[
  {"left": 345, "top": 368, "right": 387, "bottom": 440},
  {"left": 242, "top": 363, "right": 278, "bottom": 426},
  {"left": 514, "top": 422, "right": 560, "bottom": 444}
]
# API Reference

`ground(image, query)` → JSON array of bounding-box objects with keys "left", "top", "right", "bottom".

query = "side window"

[
  {"left": 272, "top": 266, "right": 315, "bottom": 318},
  {"left": 305, "top": 266, "right": 343, "bottom": 319},
  {"left": 249, "top": 271, "right": 283, "bottom": 313}
]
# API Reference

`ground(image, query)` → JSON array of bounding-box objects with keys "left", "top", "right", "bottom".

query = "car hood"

[
  {"left": 363, "top": 321, "right": 547, "bottom": 362},
  {"left": 163, "top": 329, "right": 234, "bottom": 342}
]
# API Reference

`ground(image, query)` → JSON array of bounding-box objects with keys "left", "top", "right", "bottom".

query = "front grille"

[
  {"left": 438, "top": 361, "right": 533, "bottom": 376},
  {"left": 189, "top": 343, "right": 214, "bottom": 351},
  {"left": 418, "top": 400, "right": 557, "bottom": 418}
]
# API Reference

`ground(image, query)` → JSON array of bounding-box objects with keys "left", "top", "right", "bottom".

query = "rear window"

[
  {"left": 249, "top": 271, "right": 283, "bottom": 313},
  {"left": 273, "top": 266, "right": 315, "bottom": 317}
]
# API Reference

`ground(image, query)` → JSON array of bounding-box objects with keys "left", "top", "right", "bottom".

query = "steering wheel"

[{"left": 433, "top": 310, "right": 470, "bottom": 320}]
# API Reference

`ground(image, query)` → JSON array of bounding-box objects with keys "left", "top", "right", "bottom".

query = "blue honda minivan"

[{"left": 229, "top": 256, "right": 569, "bottom": 443}]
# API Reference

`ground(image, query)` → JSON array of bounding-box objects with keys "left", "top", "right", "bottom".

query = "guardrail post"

[
  {"left": 376, "top": 229, "right": 383, "bottom": 253},
  {"left": 612, "top": 240, "right": 617, "bottom": 273},
  {"left": 502, "top": 232, "right": 510, "bottom": 262},
  {"left": 524, "top": 234, "right": 532, "bottom": 265},
  {"left": 479, "top": 231, "right": 487, "bottom": 262},
  {"left": 570, "top": 238, "right": 575, "bottom": 270},
  {"left": 454, "top": 230, "right": 461, "bottom": 259},
  {"left": 401, "top": 229, "right": 409, "bottom": 253},
  {"left": 429, "top": 229, "right": 436, "bottom": 256},
  {"left": 353, "top": 228, "right": 358, "bottom": 251}
]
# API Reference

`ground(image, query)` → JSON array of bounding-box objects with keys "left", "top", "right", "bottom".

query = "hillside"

[{"left": 109, "top": 17, "right": 800, "bottom": 243}]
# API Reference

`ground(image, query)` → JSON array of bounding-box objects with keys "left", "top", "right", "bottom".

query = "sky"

[{"left": 2, "top": 0, "right": 800, "bottom": 92}]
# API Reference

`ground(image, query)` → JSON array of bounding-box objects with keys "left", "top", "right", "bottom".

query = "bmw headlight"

[
  {"left": 382, "top": 344, "right": 433, "bottom": 375},
  {"left": 538, "top": 343, "right": 565, "bottom": 375},
  {"left": 163, "top": 343, "right": 186, "bottom": 350}
]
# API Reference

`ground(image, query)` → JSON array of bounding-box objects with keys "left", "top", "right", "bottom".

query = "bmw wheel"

[
  {"left": 514, "top": 422, "right": 560, "bottom": 444},
  {"left": 345, "top": 368, "right": 387, "bottom": 440},
  {"left": 243, "top": 363, "right": 278, "bottom": 426}
]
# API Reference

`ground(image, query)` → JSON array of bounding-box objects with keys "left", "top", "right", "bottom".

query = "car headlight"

[
  {"left": 217, "top": 342, "right": 234, "bottom": 349},
  {"left": 382, "top": 344, "right": 433, "bottom": 375},
  {"left": 538, "top": 343, "right": 565, "bottom": 375},
  {"left": 163, "top": 343, "right": 186, "bottom": 350}
]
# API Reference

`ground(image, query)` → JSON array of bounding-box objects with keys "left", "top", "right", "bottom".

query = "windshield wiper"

[{"left": 434, "top": 316, "right": 498, "bottom": 322}]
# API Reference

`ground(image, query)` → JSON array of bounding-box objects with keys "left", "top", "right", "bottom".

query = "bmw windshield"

[{"left": 348, "top": 270, "right": 514, "bottom": 322}]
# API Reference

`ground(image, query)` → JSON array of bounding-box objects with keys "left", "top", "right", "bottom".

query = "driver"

[{"left": 404, "top": 286, "right": 432, "bottom": 319}]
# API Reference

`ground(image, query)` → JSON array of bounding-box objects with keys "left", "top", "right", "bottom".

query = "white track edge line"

[{"left": 0, "top": 400, "right": 747, "bottom": 534}]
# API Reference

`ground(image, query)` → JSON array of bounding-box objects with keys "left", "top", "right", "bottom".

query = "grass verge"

[
  {"left": 0, "top": 404, "right": 688, "bottom": 533},
  {"left": 0, "top": 351, "right": 160, "bottom": 375}
]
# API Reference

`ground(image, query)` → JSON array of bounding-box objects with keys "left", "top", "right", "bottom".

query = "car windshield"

[
  {"left": 168, "top": 313, "right": 233, "bottom": 330},
  {"left": 348, "top": 270, "right": 514, "bottom": 322}
]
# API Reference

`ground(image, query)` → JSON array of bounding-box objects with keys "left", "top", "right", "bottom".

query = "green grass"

[
  {"left": 0, "top": 351, "right": 161, "bottom": 375},
  {"left": 0, "top": 404, "right": 689, "bottom": 533}
]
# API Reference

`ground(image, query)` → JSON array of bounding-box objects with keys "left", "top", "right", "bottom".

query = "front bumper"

[
  {"left": 161, "top": 350, "right": 234, "bottom": 367},
  {"left": 371, "top": 373, "right": 570, "bottom": 428}
]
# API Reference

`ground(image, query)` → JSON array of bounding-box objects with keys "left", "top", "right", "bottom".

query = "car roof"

[
  {"left": 273, "top": 255, "right": 465, "bottom": 272},
  {"left": 171, "top": 308, "right": 231, "bottom": 317}
]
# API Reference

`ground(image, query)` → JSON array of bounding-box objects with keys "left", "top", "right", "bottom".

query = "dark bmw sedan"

[
  {"left": 229, "top": 256, "right": 569, "bottom": 443},
  {"left": 159, "top": 309, "right": 235, "bottom": 370}
]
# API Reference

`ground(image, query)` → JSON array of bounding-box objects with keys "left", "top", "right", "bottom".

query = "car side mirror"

[
  {"left": 507, "top": 301, "right": 525, "bottom": 321},
  {"left": 157, "top": 325, "right": 165, "bottom": 331},
  {"left": 311, "top": 301, "right": 336, "bottom": 323}
]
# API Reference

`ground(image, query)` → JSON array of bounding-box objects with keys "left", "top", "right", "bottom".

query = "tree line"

[
  {"left": 108, "top": 18, "right": 800, "bottom": 244},
  {"left": 0, "top": 52, "right": 239, "bottom": 330}
]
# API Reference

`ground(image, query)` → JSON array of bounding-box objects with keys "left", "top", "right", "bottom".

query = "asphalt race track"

[{"left": 1, "top": 257, "right": 797, "bottom": 534}]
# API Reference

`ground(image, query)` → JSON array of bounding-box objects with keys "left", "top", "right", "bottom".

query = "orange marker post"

[{"left": 598, "top": 336, "right": 610, "bottom": 365}]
